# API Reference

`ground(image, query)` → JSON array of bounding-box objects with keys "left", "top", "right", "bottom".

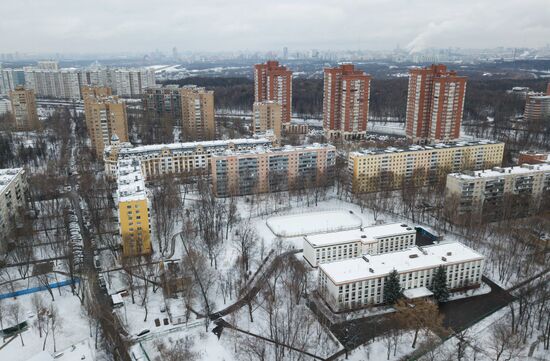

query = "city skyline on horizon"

[{"left": 1, "top": 0, "right": 549, "bottom": 55}]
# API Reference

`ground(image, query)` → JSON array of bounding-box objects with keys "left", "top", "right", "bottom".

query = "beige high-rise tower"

[
  {"left": 253, "top": 101, "right": 282, "bottom": 139},
  {"left": 83, "top": 86, "right": 128, "bottom": 156},
  {"left": 180, "top": 85, "right": 215, "bottom": 141},
  {"left": 9, "top": 86, "right": 40, "bottom": 130}
]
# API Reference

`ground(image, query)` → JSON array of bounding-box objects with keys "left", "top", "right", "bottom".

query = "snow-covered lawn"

[
  {"left": 0, "top": 288, "right": 92, "bottom": 361},
  {"left": 347, "top": 331, "right": 436, "bottom": 361},
  {"left": 266, "top": 209, "right": 363, "bottom": 237},
  {"left": 137, "top": 326, "right": 236, "bottom": 361},
  {"left": 426, "top": 304, "right": 548, "bottom": 361}
]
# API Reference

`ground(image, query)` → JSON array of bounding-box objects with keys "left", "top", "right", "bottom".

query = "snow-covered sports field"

[{"left": 266, "top": 209, "right": 363, "bottom": 237}]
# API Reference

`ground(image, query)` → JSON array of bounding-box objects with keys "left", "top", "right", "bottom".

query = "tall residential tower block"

[
  {"left": 83, "top": 86, "right": 129, "bottom": 156},
  {"left": 180, "top": 85, "right": 215, "bottom": 141},
  {"left": 254, "top": 61, "right": 292, "bottom": 123},
  {"left": 9, "top": 86, "right": 39, "bottom": 130},
  {"left": 406, "top": 64, "right": 467, "bottom": 144},
  {"left": 323, "top": 64, "right": 371, "bottom": 140}
]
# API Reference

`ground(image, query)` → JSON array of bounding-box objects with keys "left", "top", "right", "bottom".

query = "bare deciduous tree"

[{"left": 7, "top": 303, "right": 25, "bottom": 346}]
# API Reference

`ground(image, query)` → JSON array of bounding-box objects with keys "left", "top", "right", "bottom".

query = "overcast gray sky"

[{"left": 1, "top": 0, "right": 549, "bottom": 54}]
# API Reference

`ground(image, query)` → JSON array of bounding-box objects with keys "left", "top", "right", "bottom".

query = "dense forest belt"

[{"left": 163, "top": 77, "right": 549, "bottom": 123}]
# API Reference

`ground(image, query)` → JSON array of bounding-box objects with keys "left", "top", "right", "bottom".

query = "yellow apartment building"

[
  {"left": 349, "top": 140, "right": 505, "bottom": 193},
  {"left": 116, "top": 158, "right": 151, "bottom": 257}
]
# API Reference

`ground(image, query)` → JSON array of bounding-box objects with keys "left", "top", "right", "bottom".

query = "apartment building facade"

[
  {"left": 0, "top": 98, "right": 11, "bottom": 116},
  {"left": 254, "top": 61, "right": 292, "bottom": 123},
  {"left": 116, "top": 159, "right": 151, "bottom": 257},
  {"left": 1, "top": 65, "right": 156, "bottom": 99},
  {"left": 211, "top": 144, "right": 336, "bottom": 197},
  {"left": 318, "top": 242, "right": 484, "bottom": 310},
  {"left": 524, "top": 91, "right": 550, "bottom": 123},
  {"left": 24, "top": 68, "right": 82, "bottom": 100},
  {"left": 111, "top": 69, "right": 156, "bottom": 97},
  {"left": 9, "top": 86, "right": 40, "bottom": 130},
  {"left": 0, "top": 168, "right": 27, "bottom": 253},
  {"left": 252, "top": 101, "right": 282, "bottom": 139},
  {"left": 323, "top": 64, "right": 371, "bottom": 140},
  {"left": 405, "top": 64, "right": 467, "bottom": 144},
  {"left": 349, "top": 140, "right": 505, "bottom": 193},
  {"left": 180, "top": 85, "right": 215, "bottom": 141},
  {"left": 446, "top": 163, "right": 550, "bottom": 222},
  {"left": 104, "top": 138, "right": 274, "bottom": 179},
  {"left": 83, "top": 86, "right": 129, "bottom": 156},
  {"left": 142, "top": 85, "right": 181, "bottom": 119},
  {"left": 0, "top": 68, "right": 25, "bottom": 95},
  {"left": 303, "top": 223, "right": 416, "bottom": 267}
]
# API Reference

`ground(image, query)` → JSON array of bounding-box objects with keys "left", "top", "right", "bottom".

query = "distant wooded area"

[{"left": 164, "top": 77, "right": 549, "bottom": 121}]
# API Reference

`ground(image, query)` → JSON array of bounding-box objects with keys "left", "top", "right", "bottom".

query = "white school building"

[
  {"left": 318, "top": 242, "right": 484, "bottom": 311},
  {"left": 303, "top": 223, "right": 416, "bottom": 267}
]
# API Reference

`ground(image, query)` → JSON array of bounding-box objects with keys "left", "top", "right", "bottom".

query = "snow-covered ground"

[
  {"left": 0, "top": 288, "right": 92, "bottom": 361},
  {"left": 346, "top": 331, "right": 436, "bottom": 361},
  {"left": 426, "top": 302, "right": 549, "bottom": 361},
  {"left": 266, "top": 209, "right": 363, "bottom": 237}
]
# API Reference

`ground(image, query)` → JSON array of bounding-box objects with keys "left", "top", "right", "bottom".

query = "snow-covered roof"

[
  {"left": 116, "top": 158, "right": 147, "bottom": 203},
  {"left": 305, "top": 223, "right": 415, "bottom": 247},
  {"left": 213, "top": 143, "right": 335, "bottom": 157},
  {"left": 0, "top": 168, "right": 24, "bottom": 194},
  {"left": 403, "top": 287, "right": 433, "bottom": 299},
  {"left": 350, "top": 139, "right": 502, "bottom": 157},
  {"left": 111, "top": 293, "right": 124, "bottom": 305},
  {"left": 449, "top": 163, "right": 550, "bottom": 180},
  {"left": 527, "top": 91, "right": 550, "bottom": 100},
  {"left": 107, "top": 138, "right": 273, "bottom": 158},
  {"left": 319, "top": 242, "right": 484, "bottom": 285}
]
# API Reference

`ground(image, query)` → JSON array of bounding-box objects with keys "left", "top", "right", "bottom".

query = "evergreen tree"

[
  {"left": 383, "top": 269, "right": 402, "bottom": 305},
  {"left": 431, "top": 266, "right": 449, "bottom": 303}
]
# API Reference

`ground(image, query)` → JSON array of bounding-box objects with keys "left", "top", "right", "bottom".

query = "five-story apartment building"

[
  {"left": 446, "top": 163, "right": 550, "bottom": 222},
  {"left": 211, "top": 144, "right": 336, "bottom": 197}
]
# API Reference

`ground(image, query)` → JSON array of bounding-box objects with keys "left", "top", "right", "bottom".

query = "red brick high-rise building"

[
  {"left": 322, "top": 64, "right": 371, "bottom": 140},
  {"left": 405, "top": 64, "right": 467, "bottom": 144},
  {"left": 254, "top": 61, "right": 292, "bottom": 123}
]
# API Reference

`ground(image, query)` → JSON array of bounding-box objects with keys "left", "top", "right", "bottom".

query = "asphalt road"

[
  {"left": 67, "top": 121, "right": 131, "bottom": 361},
  {"left": 438, "top": 277, "right": 514, "bottom": 333}
]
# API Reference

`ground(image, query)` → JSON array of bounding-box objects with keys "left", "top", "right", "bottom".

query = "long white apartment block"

[
  {"left": 104, "top": 137, "right": 274, "bottom": 179},
  {"left": 0, "top": 65, "right": 156, "bottom": 99},
  {"left": 0, "top": 168, "right": 27, "bottom": 252},
  {"left": 303, "top": 223, "right": 416, "bottom": 267},
  {"left": 318, "top": 242, "right": 484, "bottom": 311}
]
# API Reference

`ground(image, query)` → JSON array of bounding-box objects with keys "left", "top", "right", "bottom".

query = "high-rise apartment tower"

[
  {"left": 254, "top": 61, "right": 292, "bottom": 123},
  {"left": 83, "top": 86, "right": 129, "bottom": 156},
  {"left": 322, "top": 64, "right": 371, "bottom": 140},
  {"left": 405, "top": 64, "right": 467, "bottom": 144},
  {"left": 180, "top": 85, "right": 215, "bottom": 141},
  {"left": 9, "top": 86, "right": 39, "bottom": 130}
]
